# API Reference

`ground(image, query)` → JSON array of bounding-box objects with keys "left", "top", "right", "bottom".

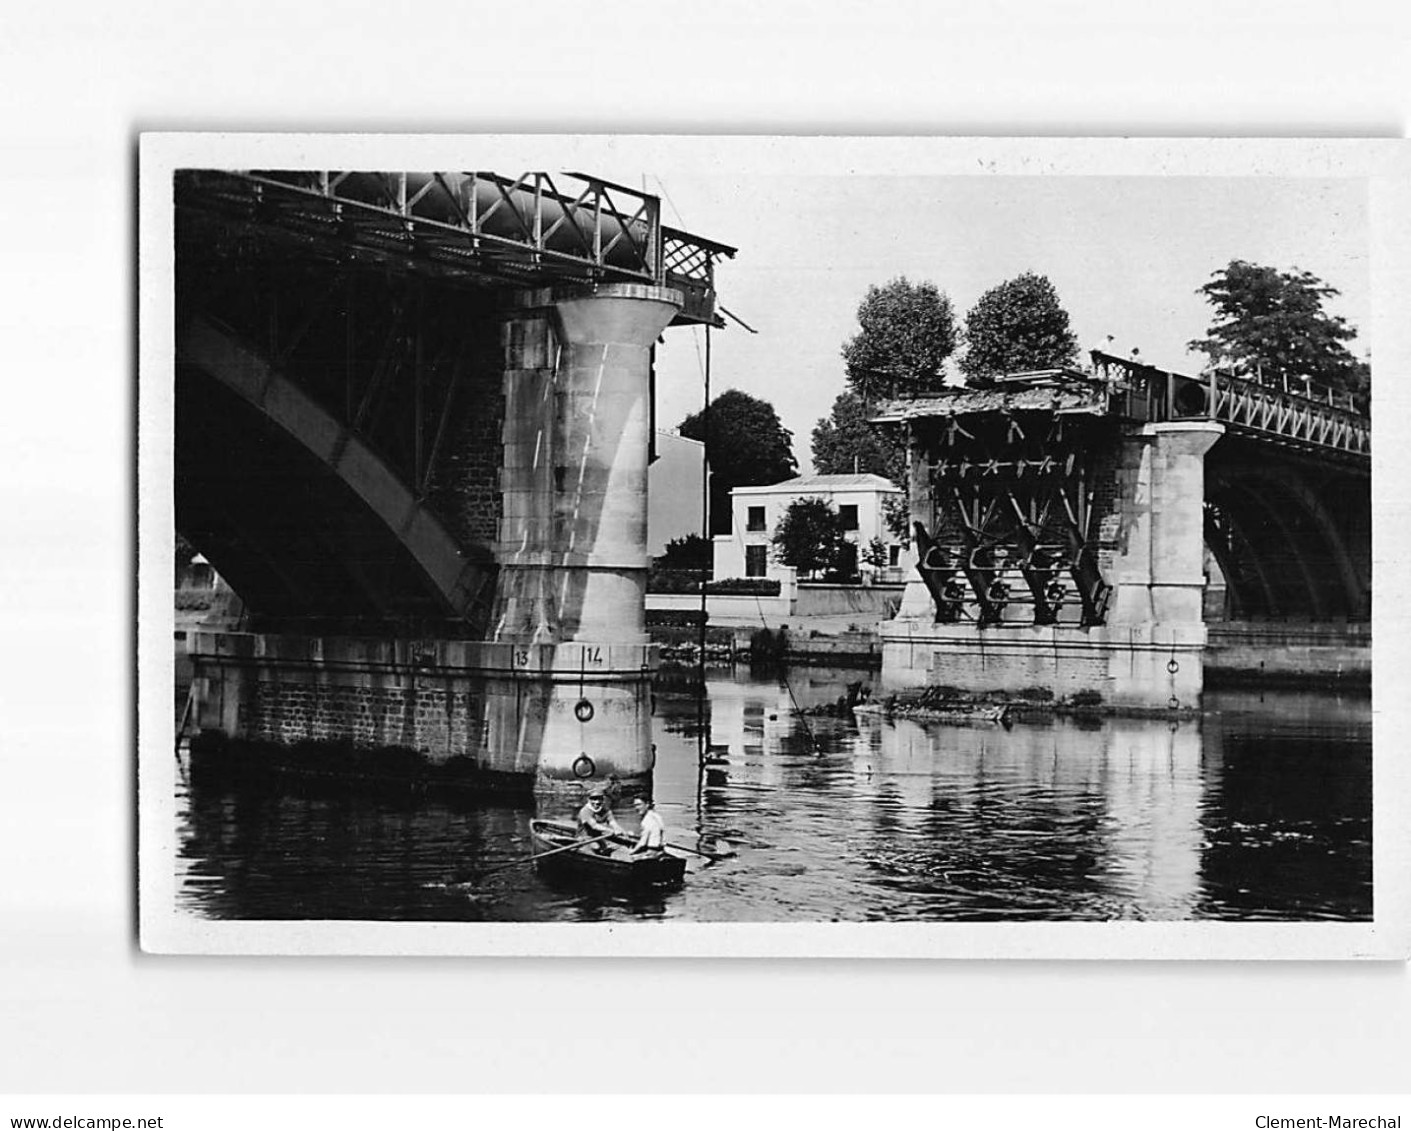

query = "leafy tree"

[
  {"left": 828, "top": 540, "right": 860, "bottom": 584},
  {"left": 882, "top": 493, "right": 911, "bottom": 547},
  {"left": 959, "top": 272, "right": 1079, "bottom": 387},
  {"left": 771, "top": 498, "right": 850, "bottom": 577},
  {"left": 811, "top": 390, "right": 908, "bottom": 484},
  {"left": 175, "top": 530, "right": 198, "bottom": 585},
  {"left": 1188, "top": 260, "right": 1369, "bottom": 407},
  {"left": 679, "top": 389, "right": 797, "bottom": 535},
  {"left": 861, "top": 537, "right": 889, "bottom": 570},
  {"left": 654, "top": 533, "right": 712, "bottom": 573},
  {"left": 841, "top": 277, "right": 958, "bottom": 400}
]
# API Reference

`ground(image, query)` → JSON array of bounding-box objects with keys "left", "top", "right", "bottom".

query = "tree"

[
  {"left": 654, "top": 533, "right": 712, "bottom": 573},
  {"left": 679, "top": 389, "right": 797, "bottom": 535},
  {"left": 175, "top": 530, "right": 198, "bottom": 585},
  {"left": 861, "top": 537, "right": 889, "bottom": 571},
  {"left": 811, "top": 391, "right": 907, "bottom": 485},
  {"left": 1188, "top": 260, "right": 1369, "bottom": 406},
  {"left": 882, "top": 493, "right": 911, "bottom": 547},
  {"left": 771, "top": 498, "right": 850, "bottom": 577},
  {"left": 959, "top": 272, "right": 1079, "bottom": 387},
  {"left": 841, "top": 277, "right": 958, "bottom": 400}
]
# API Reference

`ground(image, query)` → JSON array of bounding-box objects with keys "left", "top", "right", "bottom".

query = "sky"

[{"left": 634, "top": 173, "right": 1370, "bottom": 474}]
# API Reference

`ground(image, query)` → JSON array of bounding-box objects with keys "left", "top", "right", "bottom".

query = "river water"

[{"left": 174, "top": 666, "right": 1371, "bottom": 923}]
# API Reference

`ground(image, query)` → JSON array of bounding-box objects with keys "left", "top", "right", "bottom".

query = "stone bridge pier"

[
  {"left": 176, "top": 170, "right": 733, "bottom": 797},
  {"left": 186, "top": 282, "right": 685, "bottom": 796},
  {"left": 884, "top": 420, "right": 1223, "bottom": 711},
  {"left": 1097, "top": 421, "right": 1224, "bottom": 706},
  {"left": 486, "top": 283, "right": 683, "bottom": 790}
]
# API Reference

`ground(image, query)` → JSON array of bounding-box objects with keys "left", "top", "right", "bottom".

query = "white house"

[{"left": 712, "top": 473, "right": 914, "bottom": 583}]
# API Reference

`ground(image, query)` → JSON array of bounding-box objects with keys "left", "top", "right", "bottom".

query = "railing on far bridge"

[
  {"left": 1091, "top": 351, "right": 1369, "bottom": 460},
  {"left": 175, "top": 169, "right": 735, "bottom": 326}
]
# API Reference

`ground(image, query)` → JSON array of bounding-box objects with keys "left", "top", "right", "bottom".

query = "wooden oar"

[
  {"left": 611, "top": 826, "right": 735, "bottom": 864},
  {"left": 589, "top": 827, "right": 735, "bottom": 866},
  {"left": 474, "top": 832, "right": 618, "bottom": 880},
  {"left": 601, "top": 827, "right": 730, "bottom": 864},
  {"left": 664, "top": 840, "right": 731, "bottom": 863}
]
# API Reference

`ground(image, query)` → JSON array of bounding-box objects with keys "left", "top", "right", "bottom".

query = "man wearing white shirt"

[{"left": 630, "top": 796, "right": 666, "bottom": 858}]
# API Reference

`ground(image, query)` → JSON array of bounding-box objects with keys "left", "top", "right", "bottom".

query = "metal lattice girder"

[
  {"left": 1005, "top": 494, "right": 1064, "bottom": 624},
  {"left": 1209, "top": 375, "right": 1369, "bottom": 457},
  {"left": 945, "top": 489, "right": 1009, "bottom": 626},
  {"left": 1053, "top": 487, "right": 1111, "bottom": 624},
  {"left": 913, "top": 522, "right": 966, "bottom": 624},
  {"left": 174, "top": 169, "right": 736, "bottom": 326},
  {"left": 1090, "top": 350, "right": 1369, "bottom": 461},
  {"left": 918, "top": 409, "right": 1112, "bottom": 628}
]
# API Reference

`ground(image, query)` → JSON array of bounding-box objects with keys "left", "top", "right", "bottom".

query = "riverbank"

[
  {"left": 800, "top": 682, "right": 1204, "bottom": 725},
  {"left": 647, "top": 613, "right": 1371, "bottom": 690},
  {"left": 648, "top": 613, "right": 883, "bottom": 666}
]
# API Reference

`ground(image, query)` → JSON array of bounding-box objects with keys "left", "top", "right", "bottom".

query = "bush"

[
  {"left": 175, "top": 588, "right": 215, "bottom": 611},
  {"left": 647, "top": 574, "right": 781, "bottom": 596},
  {"left": 646, "top": 569, "right": 704, "bottom": 595},
  {"left": 708, "top": 577, "right": 781, "bottom": 596},
  {"left": 646, "top": 609, "right": 707, "bottom": 628},
  {"left": 749, "top": 625, "right": 790, "bottom": 660}
]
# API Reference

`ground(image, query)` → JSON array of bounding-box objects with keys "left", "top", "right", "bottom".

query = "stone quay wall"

[
  {"left": 880, "top": 620, "right": 1208, "bottom": 710},
  {"left": 188, "top": 630, "right": 657, "bottom": 793}
]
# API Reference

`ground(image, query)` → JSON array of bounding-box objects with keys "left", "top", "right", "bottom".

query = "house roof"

[{"left": 733, "top": 473, "right": 901, "bottom": 495}]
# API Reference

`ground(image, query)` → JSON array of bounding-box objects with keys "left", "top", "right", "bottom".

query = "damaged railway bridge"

[{"left": 873, "top": 353, "right": 1369, "bottom": 709}]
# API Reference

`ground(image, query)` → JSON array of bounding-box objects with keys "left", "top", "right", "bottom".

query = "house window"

[
  {"left": 889, "top": 545, "right": 900, "bottom": 566},
  {"left": 746, "top": 505, "right": 766, "bottom": 531},
  {"left": 745, "top": 545, "right": 768, "bottom": 577},
  {"left": 839, "top": 504, "right": 859, "bottom": 530}
]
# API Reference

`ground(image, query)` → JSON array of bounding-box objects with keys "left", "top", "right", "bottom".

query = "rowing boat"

[{"left": 528, "top": 818, "right": 687, "bottom": 890}]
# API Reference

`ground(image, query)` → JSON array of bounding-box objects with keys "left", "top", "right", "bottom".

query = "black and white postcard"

[{"left": 138, "top": 134, "right": 1410, "bottom": 957}]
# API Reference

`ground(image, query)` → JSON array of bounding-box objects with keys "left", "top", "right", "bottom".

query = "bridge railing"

[
  {"left": 175, "top": 169, "right": 733, "bottom": 324},
  {"left": 662, "top": 224, "right": 735, "bottom": 327},
  {"left": 1090, "top": 351, "right": 1369, "bottom": 459}
]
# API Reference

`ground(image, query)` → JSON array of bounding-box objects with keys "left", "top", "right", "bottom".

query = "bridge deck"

[
  {"left": 875, "top": 354, "right": 1369, "bottom": 464},
  {"left": 175, "top": 169, "right": 735, "bottom": 327}
]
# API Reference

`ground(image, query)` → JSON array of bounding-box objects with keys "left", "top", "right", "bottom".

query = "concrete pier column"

[
  {"left": 494, "top": 283, "right": 683, "bottom": 643},
  {"left": 490, "top": 283, "right": 683, "bottom": 792},
  {"left": 1108, "top": 421, "right": 1224, "bottom": 627},
  {"left": 897, "top": 423, "right": 939, "bottom": 619},
  {"left": 1104, "top": 420, "right": 1223, "bottom": 706},
  {"left": 1147, "top": 422, "right": 1224, "bottom": 625},
  {"left": 494, "top": 309, "right": 560, "bottom": 642}
]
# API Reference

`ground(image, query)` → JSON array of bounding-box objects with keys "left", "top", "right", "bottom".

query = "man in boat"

[
  {"left": 629, "top": 796, "right": 667, "bottom": 858},
  {"left": 576, "top": 789, "right": 624, "bottom": 854}
]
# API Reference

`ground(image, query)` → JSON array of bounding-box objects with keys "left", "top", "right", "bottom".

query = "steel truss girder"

[
  {"left": 175, "top": 169, "right": 736, "bottom": 327},
  {"left": 1090, "top": 350, "right": 1369, "bottom": 461},
  {"left": 917, "top": 410, "right": 1111, "bottom": 628},
  {"left": 202, "top": 263, "right": 478, "bottom": 520}
]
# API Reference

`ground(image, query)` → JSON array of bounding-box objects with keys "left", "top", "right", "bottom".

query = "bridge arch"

[
  {"left": 1205, "top": 462, "right": 1365, "bottom": 621},
  {"left": 176, "top": 316, "right": 495, "bottom": 628}
]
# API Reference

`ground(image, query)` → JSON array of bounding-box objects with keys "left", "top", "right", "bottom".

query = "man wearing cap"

[{"left": 576, "top": 789, "right": 623, "bottom": 854}]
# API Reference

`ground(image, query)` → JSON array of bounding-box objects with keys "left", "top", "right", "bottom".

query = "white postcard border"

[{"left": 139, "top": 134, "right": 1411, "bottom": 959}]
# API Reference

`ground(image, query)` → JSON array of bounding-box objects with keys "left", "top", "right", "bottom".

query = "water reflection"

[{"left": 176, "top": 666, "right": 1371, "bottom": 923}]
